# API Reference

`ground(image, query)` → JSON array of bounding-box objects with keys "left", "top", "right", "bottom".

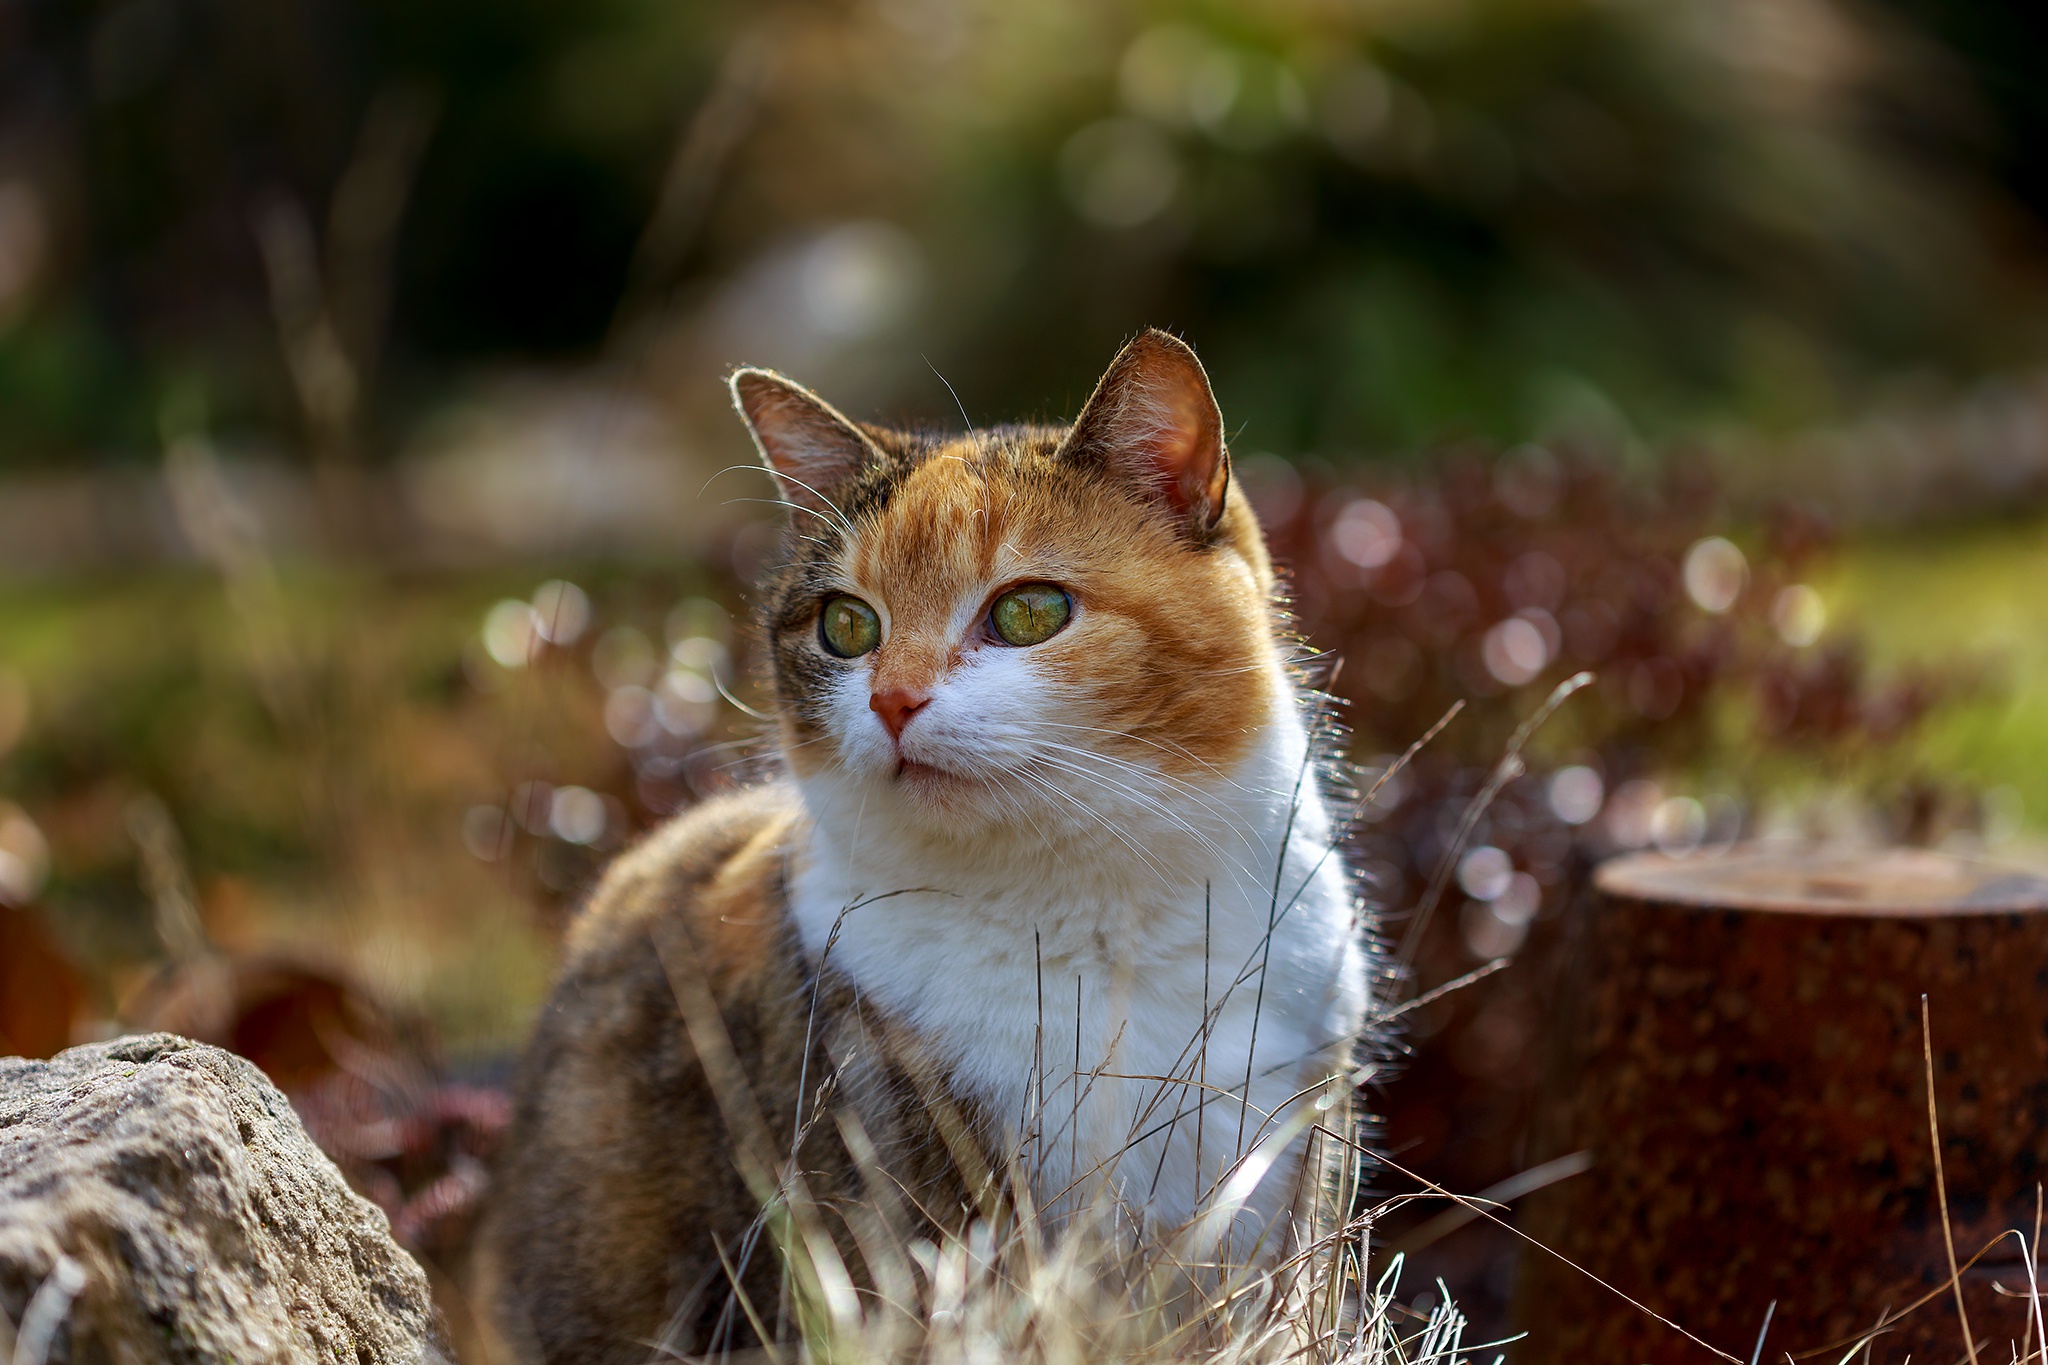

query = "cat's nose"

[{"left": 869, "top": 689, "right": 931, "bottom": 741}]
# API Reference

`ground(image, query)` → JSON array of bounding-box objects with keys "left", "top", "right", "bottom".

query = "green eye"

[
  {"left": 820, "top": 596, "right": 881, "bottom": 658},
  {"left": 991, "top": 584, "right": 1072, "bottom": 647}
]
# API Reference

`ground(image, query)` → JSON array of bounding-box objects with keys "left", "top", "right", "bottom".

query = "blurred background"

[{"left": 5, "top": 0, "right": 2048, "bottom": 1347}]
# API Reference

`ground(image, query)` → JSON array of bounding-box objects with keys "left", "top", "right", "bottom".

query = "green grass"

[{"left": 1823, "top": 509, "right": 2048, "bottom": 838}]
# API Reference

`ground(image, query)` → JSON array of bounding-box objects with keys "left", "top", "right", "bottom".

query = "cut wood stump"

[{"left": 1515, "top": 844, "right": 2048, "bottom": 1365}]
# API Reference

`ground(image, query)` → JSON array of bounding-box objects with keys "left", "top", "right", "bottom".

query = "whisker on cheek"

[
  {"left": 1023, "top": 754, "right": 1262, "bottom": 884},
  {"left": 1025, "top": 728, "right": 1303, "bottom": 805},
  {"left": 1006, "top": 765, "right": 1182, "bottom": 888}
]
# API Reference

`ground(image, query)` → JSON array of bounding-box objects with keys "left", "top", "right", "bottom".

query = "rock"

[{"left": 0, "top": 1033, "right": 449, "bottom": 1363}]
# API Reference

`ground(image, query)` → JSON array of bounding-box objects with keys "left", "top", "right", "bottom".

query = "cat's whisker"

[
  {"left": 1008, "top": 766, "right": 1182, "bottom": 888},
  {"left": 722, "top": 493, "right": 859, "bottom": 545},
  {"left": 1028, "top": 721, "right": 1229, "bottom": 775},
  {"left": 1027, "top": 722, "right": 1314, "bottom": 803},
  {"left": 752, "top": 466, "right": 865, "bottom": 542},
  {"left": 1021, "top": 727, "right": 1251, "bottom": 802},
  {"left": 1025, "top": 729, "right": 1249, "bottom": 800},
  {"left": 1021, "top": 752, "right": 1257, "bottom": 880},
  {"left": 1027, "top": 741, "right": 1268, "bottom": 835},
  {"left": 1021, "top": 746, "right": 1228, "bottom": 826}
]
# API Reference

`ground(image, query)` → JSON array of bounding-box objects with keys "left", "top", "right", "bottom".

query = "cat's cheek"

[
  {"left": 1013, "top": 631, "right": 1143, "bottom": 735},
  {"left": 900, "top": 649, "right": 1061, "bottom": 775},
  {"left": 822, "top": 661, "right": 896, "bottom": 776}
]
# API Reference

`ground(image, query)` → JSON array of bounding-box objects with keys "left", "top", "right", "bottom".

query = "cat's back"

[
  {"left": 561, "top": 779, "right": 803, "bottom": 982},
  {"left": 483, "top": 782, "right": 814, "bottom": 1361}
]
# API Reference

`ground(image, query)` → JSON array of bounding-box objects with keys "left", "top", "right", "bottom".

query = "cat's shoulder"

[
  {"left": 486, "top": 781, "right": 820, "bottom": 1355},
  {"left": 561, "top": 780, "right": 807, "bottom": 996}
]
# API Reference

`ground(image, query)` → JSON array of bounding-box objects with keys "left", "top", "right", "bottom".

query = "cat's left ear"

[
  {"left": 1059, "top": 329, "right": 1229, "bottom": 535},
  {"left": 730, "top": 368, "right": 879, "bottom": 519}
]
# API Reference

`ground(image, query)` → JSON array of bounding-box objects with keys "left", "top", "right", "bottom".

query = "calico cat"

[{"left": 483, "top": 330, "right": 1376, "bottom": 1362}]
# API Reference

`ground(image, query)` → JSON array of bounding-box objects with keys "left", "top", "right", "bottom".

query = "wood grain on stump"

[{"left": 1515, "top": 844, "right": 2048, "bottom": 1365}]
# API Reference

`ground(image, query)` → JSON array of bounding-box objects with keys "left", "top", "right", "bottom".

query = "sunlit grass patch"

[{"left": 1824, "top": 509, "right": 2048, "bottom": 841}]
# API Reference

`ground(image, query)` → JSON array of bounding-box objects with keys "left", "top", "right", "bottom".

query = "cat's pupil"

[
  {"left": 820, "top": 596, "right": 881, "bottom": 657},
  {"left": 991, "top": 585, "right": 1072, "bottom": 647}
]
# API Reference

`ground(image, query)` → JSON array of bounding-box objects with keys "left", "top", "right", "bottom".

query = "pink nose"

[{"left": 870, "top": 689, "right": 931, "bottom": 740}]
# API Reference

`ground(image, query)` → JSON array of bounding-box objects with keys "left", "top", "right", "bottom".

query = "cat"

[{"left": 481, "top": 330, "right": 1376, "bottom": 1362}]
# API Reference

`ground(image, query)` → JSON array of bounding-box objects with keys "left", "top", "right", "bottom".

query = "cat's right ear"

[{"left": 730, "top": 368, "right": 876, "bottom": 520}]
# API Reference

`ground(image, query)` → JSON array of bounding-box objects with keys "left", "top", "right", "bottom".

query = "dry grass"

[
  {"left": 764, "top": 1214, "right": 1486, "bottom": 1365},
  {"left": 682, "top": 1100, "right": 1498, "bottom": 1365}
]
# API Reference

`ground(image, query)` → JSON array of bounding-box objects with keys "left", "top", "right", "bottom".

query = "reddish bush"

[{"left": 1250, "top": 443, "right": 1964, "bottom": 1328}]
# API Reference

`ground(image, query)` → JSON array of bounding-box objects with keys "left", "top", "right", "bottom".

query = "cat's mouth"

[{"left": 893, "top": 756, "right": 958, "bottom": 784}]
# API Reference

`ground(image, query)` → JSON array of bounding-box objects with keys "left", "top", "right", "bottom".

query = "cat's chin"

[
  {"left": 891, "top": 756, "right": 974, "bottom": 800},
  {"left": 876, "top": 756, "right": 1010, "bottom": 828}
]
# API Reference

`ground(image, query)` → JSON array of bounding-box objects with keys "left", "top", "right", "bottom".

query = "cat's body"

[
  {"left": 481, "top": 786, "right": 984, "bottom": 1356},
  {"left": 485, "top": 332, "right": 1376, "bottom": 1363}
]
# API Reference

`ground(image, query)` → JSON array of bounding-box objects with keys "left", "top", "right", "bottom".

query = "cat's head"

[{"left": 735, "top": 330, "right": 1289, "bottom": 837}]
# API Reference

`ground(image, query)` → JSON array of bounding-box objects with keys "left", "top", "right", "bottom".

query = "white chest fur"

[{"left": 786, "top": 700, "right": 1370, "bottom": 1248}]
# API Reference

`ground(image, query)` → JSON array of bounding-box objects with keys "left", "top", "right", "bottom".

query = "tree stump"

[{"left": 1515, "top": 844, "right": 2048, "bottom": 1365}]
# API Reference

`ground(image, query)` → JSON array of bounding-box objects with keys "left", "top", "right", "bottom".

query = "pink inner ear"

[
  {"left": 732, "top": 370, "right": 873, "bottom": 509},
  {"left": 1122, "top": 365, "right": 1222, "bottom": 518},
  {"left": 1059, "top": 329, "right": 1230, "bottom": 528},
  {"left": 1136, "top": 384, "right": 1209, "bottom": 492}
]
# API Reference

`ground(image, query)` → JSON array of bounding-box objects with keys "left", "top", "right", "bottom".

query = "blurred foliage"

[
  {"left": 1878, "top": 0, "right": 2048, "bottom": 222},
  {"left": 0, "top": 567, "right": 581, "bottom": 1047},
  {"left": 1, "top": 0, "right": 739, "bottom": 455},
  {"left": 834, "top": 0, "right": 2045, "bottom": 446},
  {"left": 5, "top": 0, "right": 2048, "bottom": 465}
]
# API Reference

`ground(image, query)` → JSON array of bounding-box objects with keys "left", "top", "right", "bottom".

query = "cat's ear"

[
  {"left": 1059, "top": 329, "right": 1229, "bottom": 534},
  {"left": 730, "top": 368, "right": 878, "bottom": 519}
]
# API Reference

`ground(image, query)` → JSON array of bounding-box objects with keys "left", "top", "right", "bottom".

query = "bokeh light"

[{"left": 1683, "top": 537, "right": 1749, "bottom": 614}]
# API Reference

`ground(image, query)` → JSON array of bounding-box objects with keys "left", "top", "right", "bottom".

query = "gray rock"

[{"left": 0, "top": 1033, "right": 449, "bottom": 1364}]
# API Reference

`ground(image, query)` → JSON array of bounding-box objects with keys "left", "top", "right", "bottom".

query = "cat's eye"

[
  {"left": 820, "top": 596, "right": 881, "bottom": 658},
  {"left": 990, "top": 584, "right": 1072, "bottom": 647}
]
